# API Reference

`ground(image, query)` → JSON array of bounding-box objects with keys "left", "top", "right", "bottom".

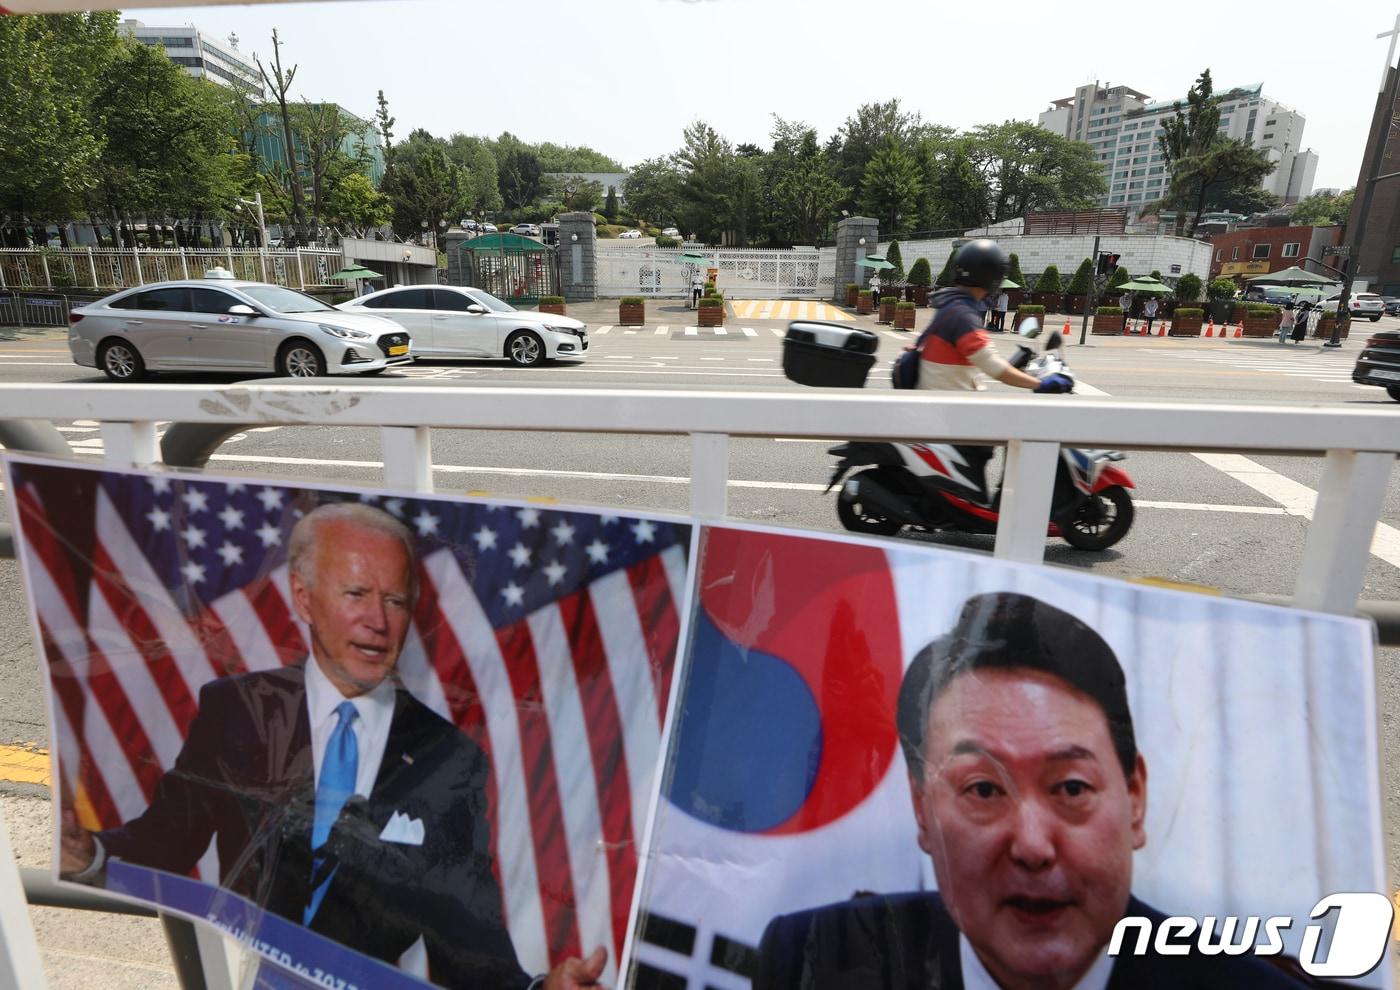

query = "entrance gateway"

[{"left": 594, "top": 247, "right": 836, "bottom": 300}]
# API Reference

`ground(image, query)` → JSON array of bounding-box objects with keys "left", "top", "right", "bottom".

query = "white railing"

[
  {"left": 0, "top": 247, "right": 346, "bottom": 291},
  {"left": 2, "top": 381, "right": 1394, "bottom": 618},
  {"left": 595, "top": 247, "right": 834, "bottom": 299}
]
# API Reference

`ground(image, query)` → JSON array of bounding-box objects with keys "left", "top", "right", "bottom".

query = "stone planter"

[
  {"left": 1031, "top": 291, "right": 1060, "bottom": 313},
  {"left": 1005, "top": 289, "right": 1024, "bottom": 311},
  {"left": 857, "top": 293, "right": 874, "bottom": 315},
  {"left": 878, "top": 299, "right": 896, "bottom": 324},
  {"left": 894, "top": 306, "right": 916, "bottom": 330},
  {"left": 698, "top": 303, "right": 725, "bottom": 327},
  {"left": 846, "top": 285, "right": 859, "bottom": 307},
  {"left": 1171, "top": 313, "right": 1204, "bottom": 337},
  {"left": 1313, "top": 315, "right": 1349, "bottom": 340},
  {"left": 539, "top": 301, "right": 566, "bottom": 316},
  {"left": 1242, "top": 315, "right": 1279, "bottom": 338},
  {"left": 1064, "top": 294, "right": 1088, "bottom": 316},
  {"left": 618, "top": 302, "right": 645, "bottom": 326},
  {"left": 1093, "top": 316, "right": 1125, "bottom": 336},
  {"left": 913, "top": 286, "right": 929, "bottom": 306}
]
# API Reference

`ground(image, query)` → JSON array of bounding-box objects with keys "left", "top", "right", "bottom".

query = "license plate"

[
  {"left": 388, "top": 344, "right": 408, "bottom": 356},
  {"left": 1371, "top": 369, "right": 1400, "bottom": 382}
]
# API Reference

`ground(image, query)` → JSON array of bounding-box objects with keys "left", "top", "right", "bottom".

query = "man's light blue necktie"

[{"left": 304, "top": 700, "right": 358, "bottom": 925}]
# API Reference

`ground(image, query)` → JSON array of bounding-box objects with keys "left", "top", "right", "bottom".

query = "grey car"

[{"left": 69, "top": 272, "right": 414, "bottom": 381}]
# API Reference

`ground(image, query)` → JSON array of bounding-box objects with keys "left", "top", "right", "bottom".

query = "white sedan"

[
  {"left": 619, "top": 230, "right": 642, "bottom": 239},
  {"left": 337, "top": 285, "right": 588, "bottom": 365}
]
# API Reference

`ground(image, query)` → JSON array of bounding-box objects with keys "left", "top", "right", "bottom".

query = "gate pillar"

[
  {"left": 558, "top": 212, "right": 597, "bottom": 302},
  {"left": 834, "top": 216, "right": 879, "bottom": 304}
]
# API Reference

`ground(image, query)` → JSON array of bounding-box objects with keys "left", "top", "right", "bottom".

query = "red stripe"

[
  {"left": 497, "top": 620, "right": 582, "bottom": 965},
  {"left": 557, "top": 588, "right": 635, "bottom": 962},
  {"left": 38, "top": 618, "right": 120, "bottom": 828},
  {"left": 245, "top": 577, "right": 307, "bottom": 667},
  {"left": 16, "top": 485, "right": 84, "bottom": 620},
  {"left": 90, "top": 543, "right": 199, "bottom": 735},
  {"left": 625, "top": 555, "right": 680, "bottom": 726},
  {"left": 189, "top": 603, "right": 248, "bottom": 680}
]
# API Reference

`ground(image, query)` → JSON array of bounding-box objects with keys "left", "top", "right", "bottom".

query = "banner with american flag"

[{"left": 6, "top": 454, "right": 693, "bottom": 988}]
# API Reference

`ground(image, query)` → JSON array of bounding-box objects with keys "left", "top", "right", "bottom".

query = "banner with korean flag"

[{"left": 627, "top": 524, "right": 1388, "bottom": 990}]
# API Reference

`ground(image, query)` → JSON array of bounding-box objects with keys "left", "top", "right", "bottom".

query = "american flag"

[{"left": 8, "top": 457, "right": 691, "bottom": 987}]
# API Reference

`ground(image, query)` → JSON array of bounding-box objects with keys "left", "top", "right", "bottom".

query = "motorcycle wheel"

[
  {"left": 1061, "top": 486, "right": 1134, "bottom": 551},
  {"left": 836, "top": 471, "right": 903, "bottom": 536}
]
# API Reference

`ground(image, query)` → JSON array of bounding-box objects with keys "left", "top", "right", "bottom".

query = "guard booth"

[{"left": 445, "top": 231, "right": 558, "bottom": 305}]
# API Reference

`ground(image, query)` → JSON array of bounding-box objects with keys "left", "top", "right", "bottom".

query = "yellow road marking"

[
  {"left": 730, "top": 300, "right": 851, "bottom": 322},
  {"left": 0, "top": 744, "right": 51, "bottom": 786}
]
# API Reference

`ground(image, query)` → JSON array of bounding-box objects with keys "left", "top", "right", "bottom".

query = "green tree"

[
  {"left": 907, "top": 257, "right": 932, "bottom": 288},
  {"left": 885, "top": 240, "right": 904, "bottom": 285},
  {"left": 673, "top": 120, "right": 738, "bottom": 244},
  {"left": 1107, "top": 265, "right": 1132, "bottom": 291},
  {"left": 860, "top": 136, "right": 922, "bottom": 233},
  {"left": 966, "top": 121, "right": 1106, "bottom": 222},
  {"left": 920, "top": 136, "right": 989, "bottom": 231},
  {"left": 1007, "top": 252, "right": 1025, "bottom": 289},
  {"left": 603, "top": 185, "right": 618, "bottom": 220},
  {"left": 534, "top": 142, "right": 623, "bottom": 173},
  {"left": 324, "top": 171, "right": 391, "bottom": 236},
  {"left": 826, "top": 99, "right": 923, "bottom": 213},
  {"left": 1034, "top": 265, "right": 1063, "bottom": 293},
  {"left": 1289, "top": 188, "right": 1355, "bottom": 226},
  {"left": 445, "top": 134, "right": 502, "bottom": 216},
  {"left": 1066, "top": 258, "right": 1094, "bottom": 295},
  {"left": 935, "top": 247, "right": 959, "bottom": 288},
  {"left": 623, "top": 156, "right": 683, "bottom": 229},
  {"left": 493, "top": 132, "right": 543, "bottom": 210},
  {"left": 1174, "top": 273, "right": 1203, "bottom": 302},
  {"left": 382, "top": 129, "right": 464, "bottom": 240},
  {"left": 764, "top": 119, "right": 846, "bottom": 246},
  {"left": 254, "top": 29, "right": 311, "bottom": 243}
]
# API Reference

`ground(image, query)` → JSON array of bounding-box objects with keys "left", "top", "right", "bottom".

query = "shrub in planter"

[
  {"left": 1174, "top": 273, "right": 1203, "bottom": 304},
  {"left": 906, "top": 258, "right": 932, "bottom": 306},
  {"left": 1107, "top": 266, "right": 1132, "bottom": 294},
  {"left": 935, "top": 247, "right": 959, "bottom": 288},
  {"left": 539, "top": 295, "right": 566, "bottom": 316},
  {"left": 1032, "top": 265, "right": 1062, "bottom": 312},
  {"left": 857, "top": 289, "right": 874, "bottom": 314},
  {"left": 704, "top": 280, "right": 717, "bottom": 295},
  {"left": 1012, "top": 303, "right": 1045, "bottom": 333},
  {"left": 1062, "top": 258, "right": 1094, "bottom": 315},
  {"left": 655, "top": 235, "right": 679, "bottom": 248},
  {"left": 698, "top": 294, "right": 725, "bottom": 326},
  {"left": 895, "top": 301, "right": 916, "bottom": 329},
  {"left": 1206, "top": 277, "right": 1238, "bottom": 323},
  {"left": 1171, "top": 307, "right": 1205, "bottom": 336},
  {"left": 1093, "top": 305, "right": 1124, "bottom": 335},
  {"left": 618, "top": 295, "right": 645, "bottom": 326},
  {"left": 1241, "top": 303, "right": 1281, "bottom": 337},
  {"left": 878, "top": 297, "right": 897, "bottom": 324},
  {"left": 846, "top": 282, "right": 860, "bottom": 307},
  {"left": 1007, "top": 252, "right": 1026, "bottom": 290}
]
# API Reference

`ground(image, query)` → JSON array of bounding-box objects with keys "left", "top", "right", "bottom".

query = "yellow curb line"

[{"left": 0, "top": 744, "right": 50, "bottom": 787}]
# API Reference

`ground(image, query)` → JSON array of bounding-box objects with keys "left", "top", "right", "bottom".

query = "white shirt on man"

[
  {"left": 995, "top": 291, "right": 1008, "bottom": 312},
  {"left": 304, "top": 654, "right": 397, "bottom": 797},
  {"left": 960, "top": 934, "right": 1113, "bottom": 990}
]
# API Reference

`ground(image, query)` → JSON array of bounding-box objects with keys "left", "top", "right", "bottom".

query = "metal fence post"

[
  {"left": 1294, "top": 450, "right": 1395, "bottom": 614},
  {"left": 0, "top": 805, "right": 48, "bottom": 990},
  {"left": 134, "top": 248, "right": 144, "bottom": 286},
  {"left": 689, "top": 432, "right": 730, "bottom": 519},
  {"left": 38, "top": 252, "right": 50, "bottom": 289},
  {"left": 381, "top": 426, "right": 434, "bottom": 492},
  {"left": 179, "top": 248, "right": 189, "bottom": 280},
  {"left": 993, "top": 440, "right": 1060, "bottom": 564},
  {"left": 86, "top": 248, "right": 97, "bottom": 289},
  {"left": 100, "top": 422, "right": 160, "bottom": 468}
]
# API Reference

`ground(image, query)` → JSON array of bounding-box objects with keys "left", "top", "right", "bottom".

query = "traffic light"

[{"left": 1096, "top": 252, "right": 1121, "bottom": 276}]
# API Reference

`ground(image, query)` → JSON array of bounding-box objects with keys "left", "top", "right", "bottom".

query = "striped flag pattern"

[{"left": 9, "top": 458, "right": 690, "bottom": 986}]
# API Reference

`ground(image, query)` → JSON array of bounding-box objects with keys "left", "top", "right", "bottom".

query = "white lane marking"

[
  {"left": 684, "top": 327, "right": 697, "bottom": 336},
  {"left": 1073, "top": 380, "right": 1111, "bottom": 397},
  {"left": 700, "top": 357, "right": 724, "bottom": 362},
  {"left": 1133, "top": 500, "right": 1285, "bottom": 515},
  {"left": 594, "top": 326, "right": 612, "bottom": 335},
  {"left": 747, "top": 358, "right": 773, "bottom": 362},
  {"left": 0, "top": 361, "right": 79, "bottom": 367},
  {"left": 770, "top": 328, "right": 784, "bottom": 337},
  {"left": 742, "top": 327, "right": 757, "bottom": 337},
  {"left": 624, "top": 330, "right": 636, "bottom": 335},
  {"left": 714, "top": 327, "right": 728, "bottom": 336},
  {"left": 655, "top": 326, "right": 668, "bottom": 335}
]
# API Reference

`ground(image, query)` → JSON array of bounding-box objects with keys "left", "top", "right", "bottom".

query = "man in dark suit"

[
  {"left": 756, "top": 592, "right": 1308, "bottom": 989},
  {"left": 60, "top": 502, "right": 606, "bottom": 990}
]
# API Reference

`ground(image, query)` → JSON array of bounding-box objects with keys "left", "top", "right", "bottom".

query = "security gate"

[{"left": 595, "top": 247, "right": 836, "bottom": 299}]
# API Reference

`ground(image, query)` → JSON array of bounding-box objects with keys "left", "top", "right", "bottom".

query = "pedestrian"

[
  {"left": 1143, "top": 297, "right": 1159, "bottom": 334},
  {"left": 690, "top": 267, "right": 704, "bottom": 310},
  {"left": 992, "top": 287, "right": 1009, "bottom": 332},
  {"left": 870, "top": 273, "right": 882, "bottom": 311},
  {"left": 1292, "top": 301, "right": 1311, "bottom": 343},
  {"left": 1118, "top": 290, "right": 1132, "bottom": 318},
  {"left": 1278, "top": 300, "right": 1295, "bottom": 344}
]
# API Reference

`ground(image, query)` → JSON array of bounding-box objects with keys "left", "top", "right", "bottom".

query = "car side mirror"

[
  {"left": 466, "top": 304, "right": 487, "bottom": 315},
  {"left": 228, "top": 304, "right": 257, "bottom": 317}
]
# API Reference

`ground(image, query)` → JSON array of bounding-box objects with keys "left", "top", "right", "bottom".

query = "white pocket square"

[{"left": 378, "top": 810, "right": 425, "bottom": 846}]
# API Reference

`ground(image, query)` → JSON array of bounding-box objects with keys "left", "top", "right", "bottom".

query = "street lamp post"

[{"left": 236, "top": 191, "right": 267, "bottom": 250}]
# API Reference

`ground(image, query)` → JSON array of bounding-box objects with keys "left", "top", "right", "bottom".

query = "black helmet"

[{"left": 953, "top": 239, "right": 1009, "bottom": 292}]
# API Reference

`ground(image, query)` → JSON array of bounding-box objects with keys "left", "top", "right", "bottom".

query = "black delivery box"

[{"left": 782, "top": 321, "right": 880, "bottom": 388}]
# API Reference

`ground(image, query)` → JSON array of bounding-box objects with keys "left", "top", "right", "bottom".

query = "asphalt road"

[{"left": 0, "top": 300, "right": 1397, "bottom": 933}]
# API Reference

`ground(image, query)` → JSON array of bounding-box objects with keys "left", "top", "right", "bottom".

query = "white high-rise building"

[
  {"left": 1037, "top": 82, "right": 1318, "bottom": 209},
  {"left": 120, "top": 20, "right": 264, "bottom": 97}
]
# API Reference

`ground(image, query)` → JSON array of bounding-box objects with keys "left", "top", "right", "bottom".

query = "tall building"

[
  {"left": 1037, "top": 81, "right": 1319, "bottom": 210},
  {"left": 1345, "top": 65, "right": 1400, "bottom": 295},
  {"left": 120, "top": 20, "right": 264, "bottom": 97}
]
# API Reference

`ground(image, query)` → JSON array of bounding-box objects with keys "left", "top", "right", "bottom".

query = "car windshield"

[
  {"left": 240, "top": 285, "right": 334, "bottom": 314},
  {"left": 466, "top": 289, "right": 516, "bottom": 313}
]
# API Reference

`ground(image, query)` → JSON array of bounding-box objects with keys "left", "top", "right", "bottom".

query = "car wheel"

[
  {"left": 98, "top": 339, "right": 146, "bottom": 382},
  {"left": 1388, "top": 385, "right": 1400, "bottom": 402},
  {"left": 506, "top": 329, "right": 545, "bottom": 367},
  {"left": 276, "top": 340, "right": 326, "bottom": 378},
  {"left": 1371, "top": 315, "right": 1382, "bottom": 322}
]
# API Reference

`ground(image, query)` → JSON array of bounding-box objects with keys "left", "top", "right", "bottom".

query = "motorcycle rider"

[{"left": 908, "top": 238, "right": 1072, "bottom": 503}]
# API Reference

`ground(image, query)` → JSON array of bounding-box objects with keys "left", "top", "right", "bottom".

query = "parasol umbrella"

[
  {"left": 330, "top": 265, "right": 383, "bottom": 280},
  {"left": 672, "top": 252, "right": 711, "bottom": 266},
  {"left": 1115, "top": 277, "right": 1171, "bottom": 295},
  {"left": 1244, "top": 266, "right": 1336, "bottom": 287},
  {"left": 857, "top": 256, "right": 895, "bottom": 270},
  {"left": 999, "top": 277, "right": 1022, "bottom": 290}
]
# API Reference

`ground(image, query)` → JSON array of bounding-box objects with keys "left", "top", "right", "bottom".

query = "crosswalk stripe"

[
  {"left": 742, "top": 327, "right": 756, "bottom": 337},
  {"left": 655, "top": 325, "right": 668, "bottom": 335},
  {"left": 714, "top": 327, "right": 728, "bottom": 335},
  {"left": 685, "top": 327, "right": 697, "bottom": 336},
  {"left": 595, "top": 325, "right": 612, "bottom": 335},
  {"left": 770, "top": 328, "right": 784, "bottom": 337}
]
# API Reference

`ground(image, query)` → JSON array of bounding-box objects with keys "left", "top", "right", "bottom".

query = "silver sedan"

[{"left": 69, "top": 275, "right": 413, "bottom": 381}]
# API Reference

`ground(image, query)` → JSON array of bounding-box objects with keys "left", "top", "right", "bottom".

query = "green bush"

[
  {"left": 1206, "top": 277, "right": 1237, "bottom": 301},
  {"left": 845, "top": 282, "right": 860, "bottom": 291},
  {"left": 655, "top": 235, "right": 679, "bottom": 248},
  {"left": 591, "top": 212, "right": 609, "bottom": 226},
  {"left": 1066, "top": 258, "right": 1094, "bottom": 295},
  {"left": 1095, "top": 306, "right": 1123, "bottom": 316},
  {"left": 704, "top": 280, "right": 716, "bottom": 294},
  {"left": 539, "top": 296, "right": 565, "bottom": 306},
  {"left": 1107, "top": 265, "right": 1132, "bottom": 291},
  {"left": 906, "top": 258, "right": 931, "bottom": 288},
  {"left": 1246, "top": 304, "right": 1281, "bottom": 317},
  {"left": 1016, "top": 304, "right": 1046, "bottom": 317},
  {"left": 698, "top": 295, "right": 723, "bottom": 308},
  {"left": 896, "top": 301, "right": 915, "bottom": 310},
  {"left": 1174, "top": 273, "right": 1203, "bottom": 302},
  {"left": 620, "top": 296, "right": 644, "bottom": 305},
  {"left": 1033, "top": 266, "right": 1062, "bottom": 293},
  {"left": 858, "top": 289, "right": 873, "bottom": 297},
  {"left": 1150, "top": 269, "right": 1162, "bottom": 281},
  {"left": 1176, "top": 308, "right": 1204, "bottom": 318},
  {"left": 1007, "top": 252, "right": 1025, "bottom": 288},
  {"left": 596, "top": 225, "right": 619, "bottom": 239},
  {"left": 935, "top": 247, "right": 959, "bottom": 287},
  {"left": 886, "top": 240, "right": 905, "bottom": 284}
]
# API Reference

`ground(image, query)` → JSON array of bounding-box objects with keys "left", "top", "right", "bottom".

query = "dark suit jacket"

[
  {"left": 755, "top": 891, "right": 1310, "bottom": 989},
  {"left": 98, "top": 664, "right": 530, "bottom": 990}
]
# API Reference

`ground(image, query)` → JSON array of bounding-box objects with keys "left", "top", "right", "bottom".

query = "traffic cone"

[
  {"left": 1205, "top": 319, "right": 1214, "bottom": 337},
  {"left": 1234, "top": 322, "right": 1243, "bottom": 338},
  {"left": 1062, "top": 319, "right": 1071, "bottom": 336},
  {"left": 1140, "top": 322, "right": 1149, "bottom": 336},
  {"left": 1157, "top": 323, "right": 1166, "bottom": 337}
]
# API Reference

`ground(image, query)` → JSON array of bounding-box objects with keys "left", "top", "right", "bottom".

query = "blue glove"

[{"left": 1034, "top": 373, "right": 1074, "bottom": 394}]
